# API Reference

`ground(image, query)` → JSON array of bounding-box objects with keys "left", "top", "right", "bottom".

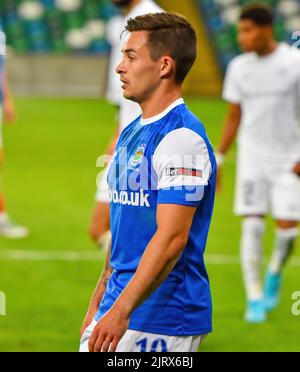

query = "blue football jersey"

[{"left": 95, "top": 99, "right": 216, "bottom": 336}]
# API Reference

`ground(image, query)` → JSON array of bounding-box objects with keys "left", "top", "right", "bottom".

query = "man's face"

[
  {"left": 112, "top": 0, "right": 133, "bottom": 8},
  {"left": 116, "top": 31, "right": 164, "bottom": 103},
  {"left": 237, "top": 19, "right": 272, "bottom": 52}
]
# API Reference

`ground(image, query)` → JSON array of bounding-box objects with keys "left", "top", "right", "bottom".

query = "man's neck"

[
  {"left": 256, "top": 40, "right": 278, "bottom": 57},
  {"left": 124, "top": 0, "right": 141, "bottom": 15},
  {"left": 140, "top": 87, "right": 182, "bottom": 119}
]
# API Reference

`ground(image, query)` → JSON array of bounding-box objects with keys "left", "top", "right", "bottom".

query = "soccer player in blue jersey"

[
  {"left": 80, "top": 12, "right": 216, "bottom": 352},
  {"left": 90, "top": 0, "right": 163, "bottom": 249}
]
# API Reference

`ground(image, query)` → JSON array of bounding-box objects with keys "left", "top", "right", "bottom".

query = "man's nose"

[{"left": 116, "top": 60, "right": 125, "bottom": 75}]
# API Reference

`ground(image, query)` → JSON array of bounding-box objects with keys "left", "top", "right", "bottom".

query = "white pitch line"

[
  {"left": 0, "top": 249, "right": 300, "bottom": 267},
  {"left": 0, "top": 249, "right": 103, "bottom": 262}
]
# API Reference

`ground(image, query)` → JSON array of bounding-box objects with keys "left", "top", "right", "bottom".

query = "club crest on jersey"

[{"left": 128, "top": 143, "right": 146, "bottom": 170}]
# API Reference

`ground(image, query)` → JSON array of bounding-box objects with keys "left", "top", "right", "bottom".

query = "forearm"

[
  {"left": 88, "top": 269, "right": 112, "bottom": 312},
  {"left": 87, "top": 245, "right": 112, "bottom": 313},
  {"left": 105, "top": 127, "right": 119, "bottom": 156},
  {"left": 217, "top": 103, "right": 241, "bottom": 157},
  {"left": 3, "top": 69, "right": 12, "bottom": 103},
  {"left": 113, "top": 231, "right": 184, "bottom": 317},
  {"left": 218, "top": 119, "right": 239, "bottom": 155}
]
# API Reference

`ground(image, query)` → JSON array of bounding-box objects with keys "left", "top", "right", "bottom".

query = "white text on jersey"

[{"left": 109, "top": 189, "right": 151, "bottom": 208}]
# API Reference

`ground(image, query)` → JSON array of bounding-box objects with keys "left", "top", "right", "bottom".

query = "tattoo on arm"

[{"left": 101, "top": 241, "right": 113, "bottom": 287}]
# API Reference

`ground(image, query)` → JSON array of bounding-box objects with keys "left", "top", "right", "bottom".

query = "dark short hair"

[
  {"left": 240, "top": 4, "right": 274, "bottom": 26},
  {"left": 125, "top": 12, "right": 197, "bottom": 84}
]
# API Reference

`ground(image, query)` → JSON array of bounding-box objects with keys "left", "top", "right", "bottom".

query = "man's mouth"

[{"left": 120, "top": 79, "right": 128, "bottom": 89}]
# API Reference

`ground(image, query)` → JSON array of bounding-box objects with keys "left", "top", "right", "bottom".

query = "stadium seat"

[
  {"left": 214, "top": 0, "right": 238, "bottom": 7},
  {"left": 221, "top": 5, "right": 241, "bottom": 25},
  {"left": 278, "top": 0, "right": 300, "bottom": 17}
]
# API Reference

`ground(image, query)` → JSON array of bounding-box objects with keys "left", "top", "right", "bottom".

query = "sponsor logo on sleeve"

[{"left": 165, "top": 167, "right": 203, "bottom": 178}]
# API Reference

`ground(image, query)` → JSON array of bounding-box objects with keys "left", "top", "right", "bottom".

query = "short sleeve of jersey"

[
  {"left": 222, "top": 59, "right": 243, "bottom": 104},
  {"left": 153, "top": 128, "right": 212, "bottom": 207}
]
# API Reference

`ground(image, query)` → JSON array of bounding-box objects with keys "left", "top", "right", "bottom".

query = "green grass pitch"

[{"left": 0, "top": 97, "right": 299, "bottom": 351}]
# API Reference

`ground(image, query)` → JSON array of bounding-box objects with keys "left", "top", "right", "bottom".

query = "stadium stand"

[
  {"left": 1, "top": 1, "right": 299, "bottom": 65},
  {"left": 159, "top": 0, "right": 222, "bottom": 96},
  {"left": 0, "top": 0, "right": 117, "bottom": 54},
  {"left": 0, "top": 0, "right": 299, "bottom": 95},
  {"left": 197, "top": 0, "right": 300, "bottom": 71}
]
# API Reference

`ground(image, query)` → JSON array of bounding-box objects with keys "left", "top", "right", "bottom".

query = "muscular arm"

[
  {"left": 88, "top": 203, "right": 197, "bottom": 352},
  {"left": 114, "top": 204, "right": 196, "bottom": 314}
]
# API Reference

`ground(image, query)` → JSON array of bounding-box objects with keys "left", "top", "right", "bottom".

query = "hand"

[
  {"left": 3, "top": 99, "right": 16, "bottom": 124},
  {"left": 293, "top": 162, "right": 300, "bottom": 177},
  {"left": 88, "top": 305, "right": 129, "bottom": 352}
]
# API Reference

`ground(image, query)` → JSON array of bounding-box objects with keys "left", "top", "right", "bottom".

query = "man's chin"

[{"left": 123, "top": 92, "right": 137, "bottom": 102}]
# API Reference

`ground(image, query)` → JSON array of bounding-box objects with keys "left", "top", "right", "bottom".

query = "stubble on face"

[{"left": 119, "top": 32, "right": 161, "bottom": 103}]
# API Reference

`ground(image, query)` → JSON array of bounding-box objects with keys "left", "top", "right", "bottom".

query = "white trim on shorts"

[{"left": 79, "top": 319, "right": 206, "bottom": 352}]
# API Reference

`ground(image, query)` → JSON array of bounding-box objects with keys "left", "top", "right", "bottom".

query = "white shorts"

[
  {"left": 235, "top": 147, "right": 300, "bottom": 221},
  {"left": 79, "top": 319, "right": 206, "bottom": 352},
  {"left": 96, "top": 166, "right": 110, "bottom": 203}
]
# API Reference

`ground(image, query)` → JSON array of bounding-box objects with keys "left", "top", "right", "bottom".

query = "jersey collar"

[{"left": 140, "top": 98, "right": 185, "bottom": 126}]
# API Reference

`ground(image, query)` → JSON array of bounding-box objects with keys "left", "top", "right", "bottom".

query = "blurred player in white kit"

[
  {"left": 217, "top": 4, "right": 300, "bottom": 323},
  {"left": 89, "top": 0, "right": 163, "bottom": 248},
  {"left": 0, "top": 22, "right": 29, "bottom": 239}
]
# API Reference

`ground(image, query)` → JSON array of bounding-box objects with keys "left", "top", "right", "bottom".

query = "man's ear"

[{"left": 160, "top": 56, "right": 175, "bottom": 80}]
